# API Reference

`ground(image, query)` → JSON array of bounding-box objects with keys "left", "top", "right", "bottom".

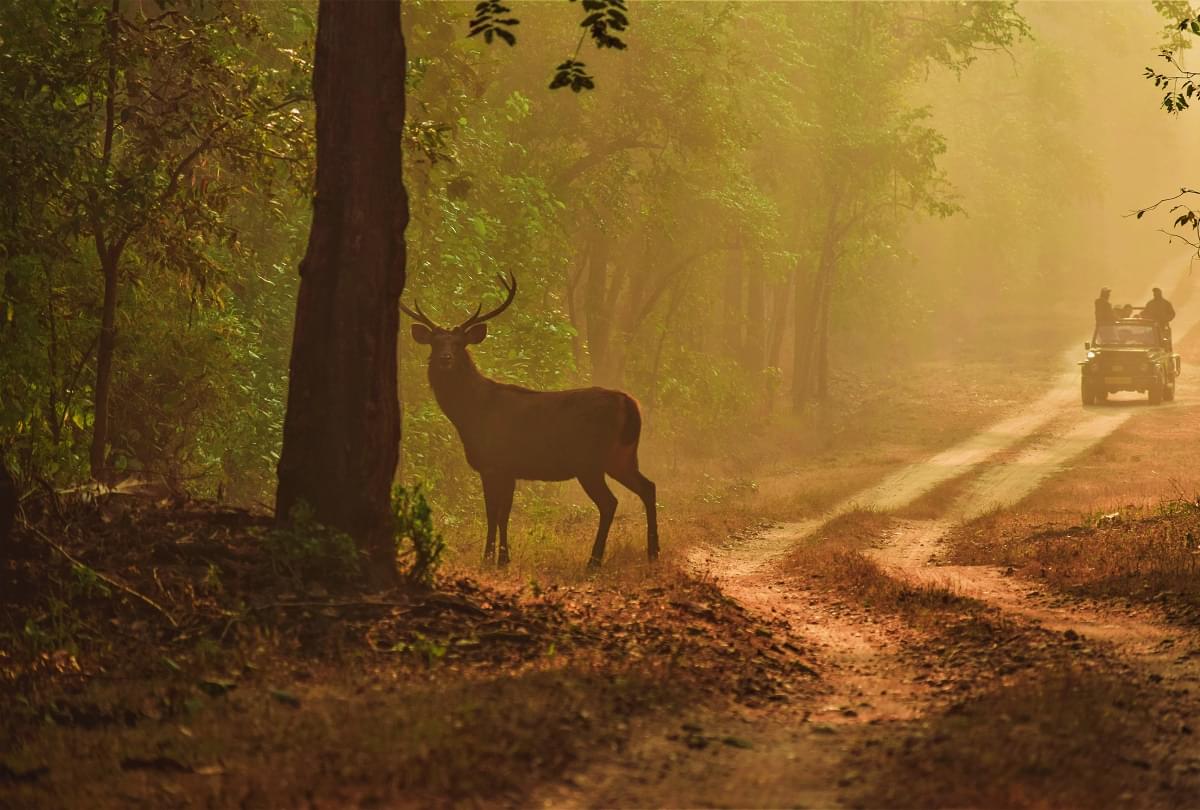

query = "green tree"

[
  {"left": 0, "top": 0, "right": 309, "bottom": 479},
  {"left": 0, "top": 0, "right": 310, "bottom": 486}
]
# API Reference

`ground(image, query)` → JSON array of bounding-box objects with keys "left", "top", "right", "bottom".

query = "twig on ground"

[{"left": 23, "top": 520, "right": 180, "bottom": 628}]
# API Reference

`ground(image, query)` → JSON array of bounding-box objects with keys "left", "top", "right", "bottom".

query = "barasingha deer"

[{"left": 401, "top": 274, "right": 658, "bottom": 568}]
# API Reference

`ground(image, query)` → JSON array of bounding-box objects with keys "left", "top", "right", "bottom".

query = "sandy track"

[
  {"left": 694, "top": 258, "right": 1200, "bottom": 580},
  {"left": 555, "top": 262, "right": 1200, "bottom": 808}
]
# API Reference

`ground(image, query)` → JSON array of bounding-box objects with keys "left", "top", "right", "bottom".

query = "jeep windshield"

[{"left": 1093, "top": 323, "right": 1158, "bottom": 347}]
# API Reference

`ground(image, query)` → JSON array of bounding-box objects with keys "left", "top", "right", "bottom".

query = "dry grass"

[
  {"left": 795, "top": 548, "right": 983, "bottom": 630},
  {"left": 2, "top": 499, "right": 818, "bottom": 809},
  {"left": 432, "top": 350, "right": 1064, "bottom": 584},
  {"left": 778, "top": 511, "right": 984, "bottom": 629},
  {"left": 937, "top": 323, "right": 1200, "bottom": 622},
  {"left": 949, "top": 500, "right": 1200, "bottom": 625},
  {"left": 2, "top": 663, "right": 673, "bottom": 809},
  {"left": 860, "top": 665, "right": 1186, "bottom": 810},
  {"left": 971, "top": 323, "right": 1200, "bottom": 528}
]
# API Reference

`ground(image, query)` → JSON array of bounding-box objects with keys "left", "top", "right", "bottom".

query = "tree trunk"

[
  {"left": 584, "top": 235, "right": 614, "bottom": 383},
  {"left": 275, "top": 0, "right": 408, "bottom": 580},
  {"left": 766, "top": 274, "right": 790, "bottom": 371},
  {"left": 89, "top": 254, "right": 119, "bottom": 479},
  {"left": 793, "top": 241, "right": 837, "bottom": 409},
  {"left": 814, "top": 275, "right": 832, "bottom": 401},
  {"left": 0, "top": 459, "right": 16, "bottom": 556},
  {"left": 88, "top": 0, "right": 121, "bottom": 481},
  {"left": 744, "top": 253, "right": 765, "bottom": 372},
  {"left": 564, "top": 253, "right": 587, "bottom": 375},
  {"left": 723, "top": 243, "right": 744, "bottom": 360},
  {"left": 792, "top": 177, "right": 846, "bottom": 411},
  {"left": 792, "top": 268, "right": 820, "bottom": 415}
]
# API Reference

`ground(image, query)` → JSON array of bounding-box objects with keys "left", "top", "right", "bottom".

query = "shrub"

[{"left": 393, "top": 485, "right": 445, "bottom": 587}]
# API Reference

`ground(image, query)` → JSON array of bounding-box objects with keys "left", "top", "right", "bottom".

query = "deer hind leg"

[
  {"left": 578, "top": 471, "right": 617, "bottom": 570},
  {"left": 606, "top": 449, "right": 659, "bottom": 562},
  {"left": 494, "top": 477, "right": 515, "bottom": 567}
]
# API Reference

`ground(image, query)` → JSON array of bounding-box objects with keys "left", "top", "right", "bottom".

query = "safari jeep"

[{"left": 1080, "top": 317, "right": 1180, "bottom": 405}]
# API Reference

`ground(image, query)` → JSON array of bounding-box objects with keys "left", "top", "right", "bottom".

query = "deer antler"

[
  {"left": 399, "top": 298, "right": 438, "bottom": 330},
  {"left": 458, "top": 273, "right": 518, "bottom": 331}
]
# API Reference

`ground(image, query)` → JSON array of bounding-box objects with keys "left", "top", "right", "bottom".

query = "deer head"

[{"left": 401, "top": 273, "right": 518, "bottom": 373}]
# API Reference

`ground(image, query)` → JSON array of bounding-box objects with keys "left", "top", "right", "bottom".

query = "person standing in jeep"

[
  {"left": 1143, "top": 287, "right": 1175, "bottom": 325},
  {"left": 1095, "top": 287, "right": 1115, "bottom": 325}
]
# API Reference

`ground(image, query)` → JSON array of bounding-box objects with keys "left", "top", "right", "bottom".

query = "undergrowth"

[{"left": 947, "top": 497, "right": 1200, "bottom": 624}]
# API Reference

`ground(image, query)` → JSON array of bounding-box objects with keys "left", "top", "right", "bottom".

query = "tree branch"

[
  {"left": 25, "top": 521, "right": 179, "bottom": 628},
  {"left": 553, "top": 138, "right": 661, "bottom": 189}
]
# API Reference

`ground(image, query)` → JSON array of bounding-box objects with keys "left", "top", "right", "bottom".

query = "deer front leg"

[{"left": 578, "top": 472, "right": 617, "bottom": 570}]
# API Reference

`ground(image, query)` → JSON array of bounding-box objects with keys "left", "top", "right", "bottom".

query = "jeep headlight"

[{"left": 1087, "top": 350, "right": 1098, "bottom": 359}]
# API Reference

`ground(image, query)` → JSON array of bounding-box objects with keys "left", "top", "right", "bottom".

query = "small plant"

[
  {"left": 392, "top": 632, "right": 447, "bottom": 665},
  {"left": 67, "top": 563, "right": 112, "bottom": 600},
  {"left": 265, "top": 500, "right": 361, "bottom": 585},
  {"left": 22, "top": 597, "right": 83, "bottom": 655},
  {"left": 201, "top": 562, "right": 224, "bottom": 595},
  {"left": 393, "top": 485, "right": 445, "bottom": 587}
]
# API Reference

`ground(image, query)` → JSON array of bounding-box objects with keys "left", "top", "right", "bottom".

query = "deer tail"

[{"left": 619, "top": 394, "right": 642, "bottom": 446}]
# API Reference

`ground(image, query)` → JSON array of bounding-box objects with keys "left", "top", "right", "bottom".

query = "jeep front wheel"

[{"left": 1081, "top": 378, "right": 1096, "bottom": 406}]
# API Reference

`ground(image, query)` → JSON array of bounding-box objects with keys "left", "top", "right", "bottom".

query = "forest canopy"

[{"left": 2, "top": 0, "right": 1194, "bottom": 534}]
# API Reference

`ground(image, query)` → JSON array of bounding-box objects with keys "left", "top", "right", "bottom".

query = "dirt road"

[{"left": 546, "top": 264, "right": 1200, "bottom": 807}]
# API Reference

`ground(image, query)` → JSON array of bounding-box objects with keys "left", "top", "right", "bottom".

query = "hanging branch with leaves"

[
  {"left": 467, "top": 0, "right": 630, "bottom": 92},
  {"left": 1144, "top": 16, "right": 1200, "bottom": 111}
]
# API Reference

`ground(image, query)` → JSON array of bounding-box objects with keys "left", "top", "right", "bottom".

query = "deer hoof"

[{"left": 498, "top": 552, "right": 510, "bottom": 567}]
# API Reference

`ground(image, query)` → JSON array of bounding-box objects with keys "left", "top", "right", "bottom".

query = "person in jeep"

[
  {"left": 1095, "top": 287, "right": 1114, "bottom": 325},
  {"left": 1143, "top": 287, "right": 1175, "bottom": 325}
]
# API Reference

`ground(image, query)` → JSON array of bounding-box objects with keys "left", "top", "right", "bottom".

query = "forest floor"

[{"left": 7, "top": 288, "right": 1200, "bottom": 806}]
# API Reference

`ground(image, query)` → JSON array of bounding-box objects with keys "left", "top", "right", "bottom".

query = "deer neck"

[{"left": 428, "top": 354, "right": 492, "bottom": 429}]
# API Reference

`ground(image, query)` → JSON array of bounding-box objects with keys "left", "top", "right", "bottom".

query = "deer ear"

[
  {"left": 411, "top": 324, "right": 434, "bottom": 344},
  {"left": 464, "top": 323, "right": 487, "bottom": 344}
]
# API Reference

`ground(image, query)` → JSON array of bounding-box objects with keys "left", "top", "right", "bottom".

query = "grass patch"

[{"left": 431, "top": 349, "right": 1066, "bottom": 577}]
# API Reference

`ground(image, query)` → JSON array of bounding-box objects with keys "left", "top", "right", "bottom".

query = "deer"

[{"left": 401, "top": 274, "right": 659, "bottom": 569}]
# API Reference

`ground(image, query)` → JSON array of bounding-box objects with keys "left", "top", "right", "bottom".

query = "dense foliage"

[
  {"left": 0, "top": 0, "right": 312, "bottom": 499},
  {"left": 13, "top": 0, "right": 1141, "bottom": 530}
]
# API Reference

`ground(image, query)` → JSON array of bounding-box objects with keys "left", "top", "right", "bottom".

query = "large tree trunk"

[{"left": 275, "top": 0, "right": 408, "bottom": 579}]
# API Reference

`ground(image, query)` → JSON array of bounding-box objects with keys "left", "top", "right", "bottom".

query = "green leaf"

[{"left": 197, "top": 678, "right": 237, "bottom": 697}]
